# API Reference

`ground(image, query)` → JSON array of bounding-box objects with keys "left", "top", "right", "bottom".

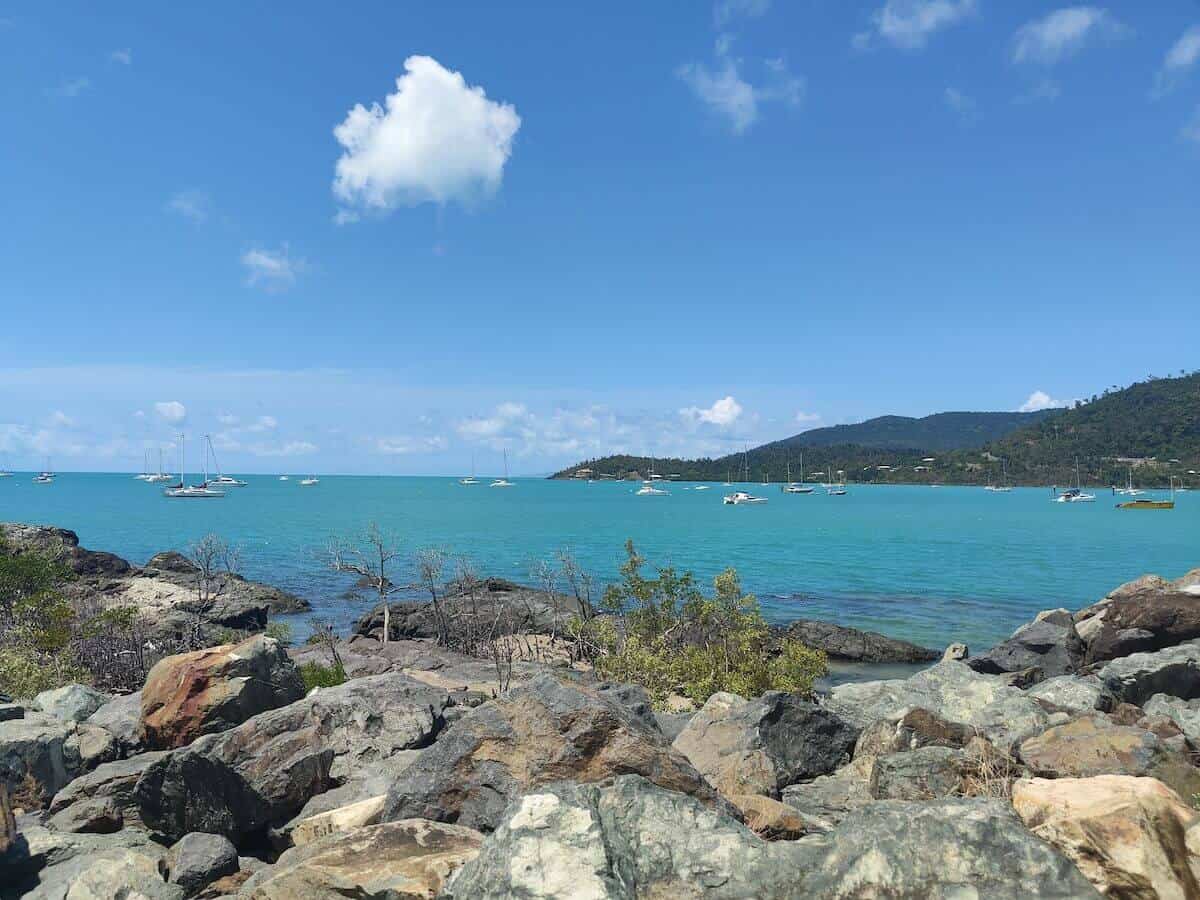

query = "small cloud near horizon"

[
  {"left": 154, "top": 401, "right": 187, "bottom": 423},
  {"left": 1019, "top": 390, "right": 1061, "bottom": 412}
]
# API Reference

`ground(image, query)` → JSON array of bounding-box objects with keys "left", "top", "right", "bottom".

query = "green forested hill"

[
  {"left": 552, "top": 372, "right": 1200, "bottom": 488},
  {"left": 777, "top": 411, "right": 1055, "bottom": 451}
]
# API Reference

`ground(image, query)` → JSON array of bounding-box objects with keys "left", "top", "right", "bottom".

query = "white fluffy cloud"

[
  {"left": 794, "top": 411, "right": 822, "bottom": 426},
  {"left": 680, "top": 396, "right": 744, "bottom": 428},
  {"left": 1154, "top": 26, "right": 1200, "bottom": 97},
  {"left": 714, "top": 0, "right": 770, "bottom": 27},
  {"left": 1019, "top": 390, "right": 1062, "bottom": 412},
  {"left": 168, "top": 190, "right": 210, "bottom": 224},
  {"left": 154, "top": 401, "right": 187, "bottom": 423},
  {"left": 242, "top": 246, "right": 305, "bottom": 292},
  {"left": 854, "top": 0, "right": 976, "bottom": 51},
  {"left": 1012, "top": 7, "right": 1128, "bottom": 65},
  {"left": 678, "top": 38, "right": 803, "bottom": 135},
  {"left": 332, "top": 55, "right": 521, "bottom": 217}
]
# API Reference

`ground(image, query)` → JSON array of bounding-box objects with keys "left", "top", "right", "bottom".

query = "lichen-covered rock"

[
  {"left": 1144, "top": 693, "right": 1200, "bottom": 742},
  {"left": 1014, "top": 775, "right": 1200, "bottom": 899},
  {"left": 780, "top": 769, "right": 871, "bottom": 827},
  {"left": 868, "top": 746, "right": 965, "bottom": 800},
  {"left": 1026, "top": 674, "right": 1114, "bottom": 715},
  {"left": 825, "top": 661, "right": 1048, "bottom": 752},
  {"left": 968, "top": 609, "right": 1084, "bottom": 678},
  {"left": 852, "top": 706, "right": 971, "bottom": 763},
  {"left": 672, "top": 691, "right": 857, "bottom": 799},
  {"left": 381, "top": 673, "right": 719, "bottom": 832},
  {"left": 244, "top": 818, "right": 483, "bottom": 899},
  {"left": 11, "top": 825, "right": 175, "bottom": 899},
  {"left": 33, "top": 684, "right": 111, "bottom": 724},
  {"left": 444, "top": 775, "right": 822, "bottom": 899},
  {"left": 796, "top": 798, "right": 1100, "bottom": 899},
  {"left": 1097, "top": 643, "right": 1200, "bottom": 706},
  {"left": 1018, "top": 716, "right": 1200, "bottom": 800},
  {"left": 136, "top": 673, "right": 446, "bottom": 843},
  {"left": 139, "top": 634, "right": 305, "bottom": 750}
]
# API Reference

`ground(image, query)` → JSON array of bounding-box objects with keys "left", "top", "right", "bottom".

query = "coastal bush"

[
  {"left": 581, "top": 541, "right": 827, "bottom": 707},
  {"left": 298, "top": 661, "right": 347, "bottom": 690},
  {"left": 264, "top": 621, "right": 293, "bottom": 647}
]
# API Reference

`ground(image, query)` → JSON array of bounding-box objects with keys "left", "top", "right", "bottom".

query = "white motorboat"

[
  {"left": 164, "top": 434, "right": 226, "bottom": 498},
  {"left": 490, "top": 450, "right": 514, "bottom": 487},
  {"left": 299, "top": 476, "right": 319, "bottom": 486},
  {"left": 723, "top": 491, "right": 767, "bottom": 505},
  {"left": 279, "top": 475, "right": 289, "bottom": 481},
  {"left": 636, "top": 483, "right": 669, "bottom": 495},
  {"left": 693, "top": 484, "right": 711, "bottom": 491}
]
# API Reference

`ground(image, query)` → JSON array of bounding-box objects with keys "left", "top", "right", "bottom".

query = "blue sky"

[{"left": 1, "top": 1, "right": 1198, "bottom": 475}]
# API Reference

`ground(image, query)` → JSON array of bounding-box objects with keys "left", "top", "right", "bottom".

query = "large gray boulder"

[
  {"left": 168, "top": 831, "right": 238, "bottom": 895},
  {"left": 8, "top": 823, "right": 174, "bottom": 898},
  {"left": 48, "top": 750, "right": 167, "bottom": 832},
  {"left": 1097, "top": 643, "right": 1200, "bottom": 705},
  {"left": 967, "top": 609, "right": 1084, "bottom": 678},
  {"left": 824, "top": 661, "right": 1049, "bottom": 752},
  {"left": 380, "top": 673, "right": 720, "bottom": 832},
  {"left": 135, "top": 673, "right": 447, "bottom": 843},
  {"left": 1026, "top": 674, "right": 1115, "bottom": 715},
  {"left": 32, "top": 684, "right": 111, "bottom": 724},
  {"left": 672, "top": 691, "right": 857, "bottom": 798},
  {"left": 85, "top": 690, "right": 143, "bottom": 753},
  {"left": 1144, "top": 693, "right": 1200, "bottom": 742},
  {"left": 781, "top": 770, "right": 872, "bottom": 827},
  {"left": 868, "top": 746, "right": 966, "bottom": 801},
  {"left": 444, "top": 775, "right": 822, "bottom": 899},
  {"left": 1075, "top": 572, "right": 1200, "bottom": 663},
  {"left": 0, "top": 713, "right": 81, "bottom": 807},
  {"left": 796, "top": 799, "right": 1100, "bottom": 898}
]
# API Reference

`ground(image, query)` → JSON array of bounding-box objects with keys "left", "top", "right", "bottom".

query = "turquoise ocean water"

[{"left": 1, "top": 473, "right": 1196, "bottom": 651}]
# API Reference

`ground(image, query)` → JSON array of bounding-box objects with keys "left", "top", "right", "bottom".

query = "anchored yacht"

[{"left": 723, "top": 491, "right": 767, "bottom": 505}]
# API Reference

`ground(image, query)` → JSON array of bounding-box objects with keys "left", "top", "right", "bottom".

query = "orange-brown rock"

[
  {"left": 139, "top": 635, "right": 305, "bottom": 750},
  {"left": 1014, "top": 775, "right": 1200, "bottom": 899}
]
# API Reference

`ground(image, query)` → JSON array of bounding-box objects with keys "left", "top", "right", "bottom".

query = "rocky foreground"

[{"left": 4, "top": 538, "right": 1200, "bottom": 896}]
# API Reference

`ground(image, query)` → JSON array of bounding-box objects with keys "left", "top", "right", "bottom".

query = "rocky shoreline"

[{"left": 3, "top": 524, "right": 1200, "bottom": 896}]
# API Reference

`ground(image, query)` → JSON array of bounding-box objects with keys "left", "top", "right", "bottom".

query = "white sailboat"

[
  {"left": 145, "top": 447, "right": 174, "bottom": 483},
  {"left": 134, "top": 449, "right": 152, "bottom": 480},
  {"left": 460, "top": 454, "right": 479, "bottom": 485},
  {"left": 279, "top": 475, "right": 289, "bottom": 481},
  {"left": 636, "top": 455, "right": 668, "bottom": 495},
  {"left": 490, "top": 450, "right": 514, "bottom": 487},
  {"left": 164, "top": 434, "right": 225, "bottom": 498},
  {"left": 1113, "top": 467, "right": 1143, "bottom": 496},
  {"left": 205, "top": 437, "right": 247, "bottom": 487},
  {"left": 34, "top": 457, "right": 55, "bottom": 484},
  {"left": 783, "top": 452, "right": 814, "bottom": 494},
  {"left": 985, "top": 459, "right": 1013, "bottom": 493},
  {"left": 0, "top": 455, "right": 14, "bottom": 478},
  {"left": 299, "top": 475, "right": 320, "bottom": 486},
  {"left": 826, "top": 465, "right": 847, "bottom": 496}
]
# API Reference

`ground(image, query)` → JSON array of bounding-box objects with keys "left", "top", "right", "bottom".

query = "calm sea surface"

[{"left": 2, "top": 474, "right": 1197, "bottom": 651}]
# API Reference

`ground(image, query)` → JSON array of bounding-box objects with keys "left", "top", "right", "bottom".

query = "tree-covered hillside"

[
  {"left": 778, "top": 411, "right": 1055, "bottom": 451},
  {"left": 552, "top": 372, "right": 1200, "bottom": 488}
]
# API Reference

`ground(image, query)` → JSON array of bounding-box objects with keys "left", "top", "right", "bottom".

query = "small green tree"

[{"left": 588, "top": 540, "right": 827, "bottom": 707}]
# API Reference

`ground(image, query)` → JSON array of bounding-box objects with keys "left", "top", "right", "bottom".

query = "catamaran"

[
  {"left": 164, "top": 435, "right": 225, "bottom": 498},
  {"left": 490, "top": 450, "right": 514, "bottom": 487},
  {"left": 1052, "top": 459, "right": 1095, "bottom": 503}
]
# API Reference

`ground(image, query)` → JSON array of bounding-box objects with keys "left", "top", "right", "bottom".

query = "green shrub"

[
  {"left": 589, "top": 541, "right": 827, "bottom": 708},
  {"left": 264, "top": 621, "right": 293, "bottom": 647},
  {"left": 0, "top": 648, "right": 90, "bottom": 700},
  {"left": 298, "top": 661, "right": 346, "bottom": 690}
]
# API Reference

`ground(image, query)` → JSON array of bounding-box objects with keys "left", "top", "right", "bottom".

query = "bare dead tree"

[
  {"left": 556, "top": 547, "right": 595, "bottom": 622},
  {"left": 414, "top": 547, "right": 449, "bottom": 646},
  {"left": 325, "top": 522, "right": 403, "bottom": 644},
  {"left": 452, "top": 555, "right": 483, "bottom": 656},
  {"left": 185, "top": 534, "right": 239, "bottom": 649},
  {"left": 531, "top": 558, "right": 562, "bottom": 643}
]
